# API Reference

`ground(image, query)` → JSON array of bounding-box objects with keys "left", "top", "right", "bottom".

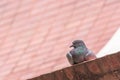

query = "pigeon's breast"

[{"left": 71, "top": 47, "right": 88, "bottom": 63}]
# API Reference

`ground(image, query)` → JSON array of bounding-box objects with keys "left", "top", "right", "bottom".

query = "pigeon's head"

[{"left": 70, "top": 40, "right": 86, "bottom": 48}]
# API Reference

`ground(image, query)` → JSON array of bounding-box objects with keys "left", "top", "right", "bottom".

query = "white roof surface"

[{"left": 97, "top": 28, "right": 120, "bottom": 58}]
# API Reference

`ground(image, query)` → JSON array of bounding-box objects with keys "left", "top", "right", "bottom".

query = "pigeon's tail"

[{"left": 85, "top": 50, "right": 96, "bottom": 61}]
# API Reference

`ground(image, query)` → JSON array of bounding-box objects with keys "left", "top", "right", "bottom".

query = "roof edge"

[{"left": 28, "top": 51, "right": 120, "bottom": 80}]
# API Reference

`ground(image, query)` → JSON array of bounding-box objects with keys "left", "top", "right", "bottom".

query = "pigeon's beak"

[{"left": 70, "top": 45, "right": 74, "bottom": 48}]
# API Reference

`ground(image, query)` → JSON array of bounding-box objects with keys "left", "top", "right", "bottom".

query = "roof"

[
  {"left": 28, "top": 51, "right": 120, "bottom": 80},
  {"left": 0, "top": 0, "right": 120, "bottom": 80},
  {"left": 97, "top": 28, "right": 120, "bottom": 57}
]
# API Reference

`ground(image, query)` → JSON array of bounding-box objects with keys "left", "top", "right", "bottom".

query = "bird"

[{"left": 66, "top": 40, "right": 96, "bottom": 65}]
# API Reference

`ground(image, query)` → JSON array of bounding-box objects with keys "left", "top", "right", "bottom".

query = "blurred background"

[{"left": 0, "top": 0, "right": 120, "bottom": 80}]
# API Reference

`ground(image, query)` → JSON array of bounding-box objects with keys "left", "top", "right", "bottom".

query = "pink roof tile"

[{"left": 0, "top": 0, "right": 119, "bottom": 80}]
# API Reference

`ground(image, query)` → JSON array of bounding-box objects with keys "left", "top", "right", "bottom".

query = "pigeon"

[{"left": 66, "top": 40, "right": 96, "bottom": 65}]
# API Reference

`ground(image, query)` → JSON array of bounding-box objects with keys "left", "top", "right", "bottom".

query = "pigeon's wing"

[
  {"left": 85, "top": 50, "right": 96, "bottom": 61},
  {"left": 66, "top": 53, "right": 74, "bottom": 65}
]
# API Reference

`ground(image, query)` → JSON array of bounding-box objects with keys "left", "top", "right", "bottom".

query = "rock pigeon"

[{"left": 66, "top": 40, "right": 96, "bottom": 65}]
